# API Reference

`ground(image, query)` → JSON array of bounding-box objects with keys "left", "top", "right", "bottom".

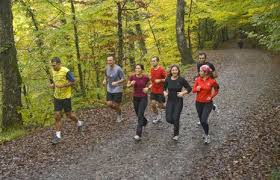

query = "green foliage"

[
  {"left": 1, "top": 0, "right": 278, "bottom": 131},
  {"left": 270, "top": 168, "right": 280, "bottom": 180},
  {"left": 0, "top": 127, "right": 27, "bottom": 144}
]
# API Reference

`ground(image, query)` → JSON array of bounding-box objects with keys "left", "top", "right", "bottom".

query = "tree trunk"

[
  {"left": 187, "top": 0, "right": 193, "bottom": 50},
  {"left": 134, "top": 13, "right": 147, "bottom": 57},
  {"left": 176, "top": 0, "right": 193, "bottom": 65},
  {"left": 70, "top": 0, "right": 86, "bottom": 97},
  {"left": 127, "top": 30, "right": 136, "bottom": 70},
  {"left": 117, "top": 2, "right": 124, "bottom": 67},
  {"left": 0, "top": 0, "right": 23, "bottom": 128},
  {"left": 148, "top": 18, "right": 161, "bottom": 54}
]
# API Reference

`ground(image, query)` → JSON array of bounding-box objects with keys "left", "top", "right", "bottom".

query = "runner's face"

[
  {"left": 151, "top": 58, "right": 158, "bottom": 67},
  {"left": 171, "top": 67, "right": 179, "bottom": 77},
  {"left": 199, "top": 70, "right": 206, "bottom": 77},
  {"left": 51, "top": 62, "right": 61, "bottom": 71},
  {"left": 107, "top": 56, "right": 114, "bottom": 66},
  {"left": 135, "top": 65, "right": 142, "bottom": 75},
  {"left": 198, "top": 55, "right": 206, "bottom": 64}
]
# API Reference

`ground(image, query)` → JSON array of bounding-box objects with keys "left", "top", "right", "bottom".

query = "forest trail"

[{"left": 1, "top": 48, "right": 279, "bottom": 179}]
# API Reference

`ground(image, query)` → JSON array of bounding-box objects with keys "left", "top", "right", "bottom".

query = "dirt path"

[{"left": 1, "top": 48, "right": 279, "bottom": 179}]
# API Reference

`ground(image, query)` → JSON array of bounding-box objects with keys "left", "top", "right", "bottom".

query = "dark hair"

[
  {"left": 169, "top": 64, "right": 180, "bottom": 76},
  {"left": 152, "top": 56, "right": 160, "bottom": 62},
  {"left": 198, "top": 52, "right": 207, "bottom": 59},
  {"left": 107, "top": 52, "right": 115, "bottom": 59},
  {"left": 135, "top": 63, "right": 144, "bottom": 70},
  {"left": 51, "top": 57, "right": 61, "bottom": 64}
]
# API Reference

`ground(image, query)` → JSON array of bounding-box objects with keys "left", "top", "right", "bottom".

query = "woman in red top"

[
  {"left": 127, "top": 64, "right": 150, "bottom": 141},
  {"left": 193, "top": 65, "right": 219, "bottom": 144}
]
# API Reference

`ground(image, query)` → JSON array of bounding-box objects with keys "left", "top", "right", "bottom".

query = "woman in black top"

[{"left": 163, "top": 65, "right": 192, "bottom": 141}]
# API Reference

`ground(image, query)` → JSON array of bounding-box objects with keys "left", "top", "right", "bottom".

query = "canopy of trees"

[{"left": 0, "top": 0, "right": 279, "bottom": 130}]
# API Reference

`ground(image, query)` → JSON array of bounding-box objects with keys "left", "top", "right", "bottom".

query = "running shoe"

[
  {"left": 204, "top": 135, "right": 210, "bottom": 144},
  {"left": 134, "top": 135, "right": 141, "bottom": 141},
  {"left": 51, "top": 135, "right": 61, "bottom": 145},
  {"left": 172, "top": 136, "right": 179, "bottom": 141}
]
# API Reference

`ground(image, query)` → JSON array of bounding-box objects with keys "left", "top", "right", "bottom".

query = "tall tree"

[
  {"left": 70, "top": 0, "right": 86, "bottom": 97},
  {"left": 0, "top": 0, "right": 23, "bottom": 128},
  {"left": 176, "top": 0, "right": 193, "bottom": 65},
  {"left": 117, "top": 1, "right": 125, "bottom": 67}
]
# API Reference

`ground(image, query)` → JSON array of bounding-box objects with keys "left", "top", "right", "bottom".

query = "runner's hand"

[
  {"left": 164, "top": 91, "right": 168, "bottom": 97},
  {"left": 206, "top": 96, "right": 212, "bottom": 101},
  {"left": 143, "top": 87, "right": 149, "bottom": 94},
  {"left": 49, "top": 84, "right": 55, "bottom": 88},
  {"left": 177, "top": 92, "right": 185, "bottom": 97},
  {"left": 111, "top": 81, "right": 118, "bottom": 86},
  {"left": 155, "top": 79, "right": 161, "bottom": 83},
  {"left": 102, "top": 79, "right": 106, "bottom": 85},
  {"left": 55, "top": 84, "right": 65, "bottom": 88},
  {"left": 196, "top": 86, "right": 201, "bottom": 91},
  {"left": 131, "top": 80, "right": 136, "bottom": 85}
]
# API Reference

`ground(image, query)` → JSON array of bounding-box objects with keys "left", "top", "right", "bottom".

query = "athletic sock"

[
  {"left": 56, "top": 131, "right": 61, "bottom": 138},
  {"left": 77, "top": 120, "right": 83, "bottom": 127}
]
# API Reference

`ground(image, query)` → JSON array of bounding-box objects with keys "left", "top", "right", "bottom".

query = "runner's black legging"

[
  {"left": 166, "top": 98, "right": 183, "bottom": 136},
  {"left": 195, "top": 101, "right": 213, "bottom": 135},
  {"left": 133, "top": 96, "right": 148, "bottom": 137}
]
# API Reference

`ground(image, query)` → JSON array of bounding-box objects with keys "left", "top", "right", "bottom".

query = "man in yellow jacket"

[{"left": 50, "top": 57, "right": 83, "bottom": 144}]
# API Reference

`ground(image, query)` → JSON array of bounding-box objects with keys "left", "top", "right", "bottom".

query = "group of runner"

[{"left": 49, "top": 52, "right": 219, "bottom": 145}]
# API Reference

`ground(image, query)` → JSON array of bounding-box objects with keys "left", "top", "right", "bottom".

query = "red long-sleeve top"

[{"left": 192, "top": 76, "right": 219, "bottom": 103}]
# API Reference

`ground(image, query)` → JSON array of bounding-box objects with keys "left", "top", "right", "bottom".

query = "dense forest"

[{"left": 0, "top": 0, "right": 279, "bottom": 130}]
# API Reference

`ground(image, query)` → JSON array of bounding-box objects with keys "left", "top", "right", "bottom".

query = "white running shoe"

[
  {"left": 134, "top": 135, "right": 141, "bottom": 141},
  {"left": 153, "top": 113, "right": 161, "bottom": 124},
  {"left": 172, "top": 136, "right": 179, "bottom": 141},
  {"left": 213, "top": 104, "right": 219, "bottom": 113},
  {"left": 116, "top": 114, "right": 123, "bottom": 123},
  {"left": 204, "top": 135, "right": 210, "bottom": 144},
  {"left": 197, "top": 121, "right": 201, "bottom": 125}
]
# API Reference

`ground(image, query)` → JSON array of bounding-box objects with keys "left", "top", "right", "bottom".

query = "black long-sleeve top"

[{"left": 164, "top": 76, "right": 192, "bottom": 101}]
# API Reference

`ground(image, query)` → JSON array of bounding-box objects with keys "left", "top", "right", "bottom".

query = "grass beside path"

[{"left": 0, "top": 127, "right": 27, "bottom": 144}]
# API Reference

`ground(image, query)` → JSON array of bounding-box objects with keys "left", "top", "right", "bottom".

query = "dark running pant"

[
  {"left": 165, "top": 98, "right": 183, "bottom": 136},
  {"left": 133, "top": 96, "right": 148, "bottom": 137},
  {"left": 195, "top": 101, "right": 213, "bottom": 135}
]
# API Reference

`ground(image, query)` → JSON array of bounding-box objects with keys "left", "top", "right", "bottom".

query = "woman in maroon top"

[
  {"left": 193, "top": 65, "right": 219, "bottom": 144},
  {"left": 127, "top": 64, "right": 150, "bottom": 141}
]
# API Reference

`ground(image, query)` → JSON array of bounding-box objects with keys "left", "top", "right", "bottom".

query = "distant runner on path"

[
  {"left": 103, "top": 55, "right": 125, "bottom": 123},
  {"left": 50, "top": 57, "right": 84, "bottom": 145},
  {"left": 149, "top": 56, "right": 167, "bottom": 124}
]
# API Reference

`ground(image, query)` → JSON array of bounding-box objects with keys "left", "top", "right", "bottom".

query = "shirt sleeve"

[
  {"left": 211, "top": 80, "right": 219, "bottom": 98},
  {"left": 208, "top": 62, "right": 216, "bottom": 71},
  {"left": 118, "top": 68, "right": 125, "bottom": 80},
  {"left": 182, "top": 78, "right": 192, "bottom": 93},
  {"left": 197, "top": 63, "right": 201, "bottom": 73},
  {"left": 146, "top": 76, "right": 150, "bottom": 84},
  {"left": 164, "top": 77, "right": 169, "bottom": 90},
  {"left": 66, "top": 71, "right": 75, "bottom": 82},
  {"left": 162, "top": 68, "right": 167, "bottom": 79},
  {"left": 192, "top": 79, "right": 199, "bottom": 93}
]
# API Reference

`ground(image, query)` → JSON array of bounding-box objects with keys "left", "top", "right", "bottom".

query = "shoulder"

[
  {"left": 116, "top": 65, "right": 122, "bottom": 70},
  {"left": 207, "top": 62, "right": 215, "bottom": 68},
  {"left": 129, "top": 75, "right": 135, "bottom": 80},
  {"left": 195, "top": 76, "right": 202, "bottom": 82},
  {"left": 159, "top": 66, "right": 165, "bottom": 71},
  {"left": 179, "top": 76, "right": 187, "bottom": 82},
  {"left": 143, "top": 74, "right": 149, "bottom": 79},
  {"left": 61, "top": 67, "right": 70, "bottom": 73}
]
